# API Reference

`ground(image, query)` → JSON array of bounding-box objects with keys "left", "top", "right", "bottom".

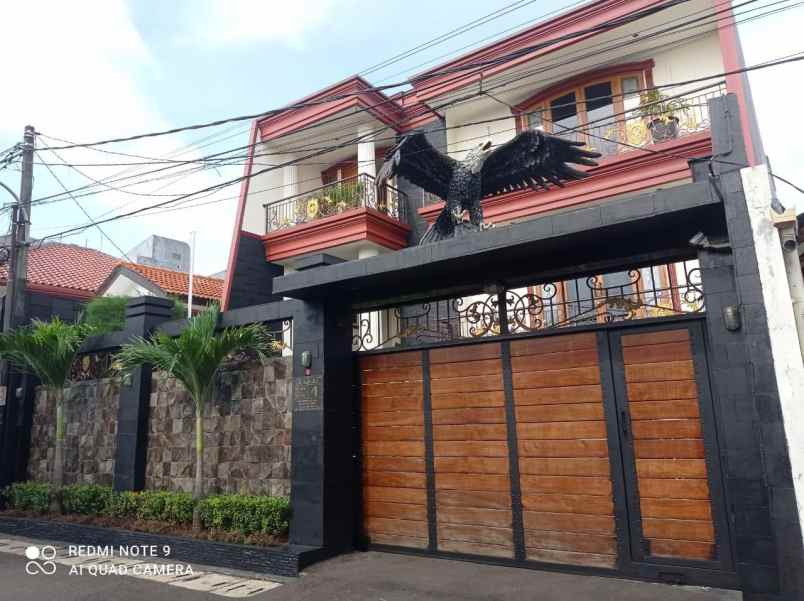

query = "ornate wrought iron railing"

[
  {"left": 353, "top": 260, "right": 704, "bottom": 351},
  {"left": 265, "top": 173, "right": 407, "bottom": 232},
  {"left": 581, "top": 84, "right": 727, "bottom": 158}
]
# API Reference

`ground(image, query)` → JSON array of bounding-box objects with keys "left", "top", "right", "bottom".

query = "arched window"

[{"left": 515, "top": 62, "right": 654, "bottom": 158}]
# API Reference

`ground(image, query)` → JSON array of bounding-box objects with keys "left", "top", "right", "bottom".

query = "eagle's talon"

[{"left": 480, "top": 222, "right": 495, "bottom": 231}]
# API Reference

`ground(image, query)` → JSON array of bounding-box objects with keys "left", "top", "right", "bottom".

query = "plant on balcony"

[
  {"left": 115, "top": 305, "right": 276, "bottom": 530},
  {"left": 633, "top": 89, "right": 690, "bottom": 143}
]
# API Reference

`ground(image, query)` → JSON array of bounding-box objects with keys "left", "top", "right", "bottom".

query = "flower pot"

[{"left": 648, "top": 117, "right": 679, "bottom": 143}]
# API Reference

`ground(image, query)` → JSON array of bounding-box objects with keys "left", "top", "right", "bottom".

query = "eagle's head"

[{"left": 465, "top": 139, "right": 493, "bottom": 174}]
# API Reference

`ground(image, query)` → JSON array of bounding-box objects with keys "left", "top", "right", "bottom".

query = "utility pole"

[{"left": 0, "top": 125, "right": 34, "bottom": 486}]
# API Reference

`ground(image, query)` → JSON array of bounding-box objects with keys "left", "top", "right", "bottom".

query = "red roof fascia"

[
  {"left": 258, "top": 76, "right": 406, "bottom": 141},
  {"left": 409, "top": 0, "right": 667, "bottom": 102}
]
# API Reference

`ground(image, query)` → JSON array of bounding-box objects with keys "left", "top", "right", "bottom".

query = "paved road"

[{"left": 0, "top": 539, "right": 741, "bottom": 601}]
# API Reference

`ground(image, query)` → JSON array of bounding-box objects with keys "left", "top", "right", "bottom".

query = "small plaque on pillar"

[{"left": 293, "top": 376, "right": 322, "bottom": 411}]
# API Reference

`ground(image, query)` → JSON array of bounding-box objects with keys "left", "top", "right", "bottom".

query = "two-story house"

[{"left": 217, "top": 2, "right": 804, "bottom": 599}]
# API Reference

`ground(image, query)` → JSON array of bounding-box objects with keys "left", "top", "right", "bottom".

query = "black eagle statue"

[{"left": 377, "top": 130, "right": 601, "bottom": 244}]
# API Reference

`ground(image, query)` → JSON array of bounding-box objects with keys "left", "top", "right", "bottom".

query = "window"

[{"left": 521, "top": 68, "right": 650, "bottom": 158}]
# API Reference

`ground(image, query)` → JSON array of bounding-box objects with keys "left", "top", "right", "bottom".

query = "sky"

[{"left": 0, "top": 0, "right": 802, "bottom": 276}]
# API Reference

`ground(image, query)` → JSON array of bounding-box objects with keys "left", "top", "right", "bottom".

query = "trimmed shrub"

[
  {"left": 3, "top": 482, "right": 51, "bottom": 513},
  {"left": 103, "top": 490, "right": 141, "bottom": 518},
  {"left": 198, "top": 495, "right": 291, "bottom": 535},
  {"left": 61, "top": 484, "right": 113, "bottom": 515},
  {"left": 136, "top": 490, "right": 195, "bottom": 525}
]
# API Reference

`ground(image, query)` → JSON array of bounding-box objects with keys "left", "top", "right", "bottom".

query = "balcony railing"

[
  {"left": 265, "top": 173, "right": 407, "bottom": 233},
  {"left": 583, "top": 84, "right": 727, "bottom": 158}
]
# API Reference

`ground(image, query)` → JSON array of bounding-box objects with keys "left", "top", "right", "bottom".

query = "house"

[
  {"left": 97, "top": 262, "right": 222, "bottom": 313},
  {"left": 222, "top": 0, "right": 761, "bottom": 310},
  {"left": 214, "top": 1, "right": 804, "bottom": 598},
  {"left": 0, "top": 242, "right": 120, "bottom": 322},
  {"left": 126, "top": 234, "right": 191, "bottom": 272}
]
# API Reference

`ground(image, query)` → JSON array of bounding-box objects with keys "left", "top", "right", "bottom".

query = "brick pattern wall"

[
  {"left": 28, "top": 379, "right": 120, "bottom": 485},
  {"left": 145, "top": 357, "right": 292, "bottom": 496}
]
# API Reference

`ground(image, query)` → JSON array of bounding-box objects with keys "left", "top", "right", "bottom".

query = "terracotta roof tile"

[
  {"left": 122, "top": 262, "right": 222, "bottom": 301},
  {"left": 0, "top": 243, "right": 120, "bottom": 297}
]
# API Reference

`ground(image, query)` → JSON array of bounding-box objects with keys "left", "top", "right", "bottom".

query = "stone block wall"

[
  {"left": 28, "top": 378, "right": 120, "bottom": 485},
  {"left": 145, "top": 357, "right": 292, "bottom": 497}
]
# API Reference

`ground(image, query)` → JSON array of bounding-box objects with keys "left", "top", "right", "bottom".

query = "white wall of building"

[
  {"left": 650, "top": 33, "right": 724, "bottom": 93},
  {"left": 444, "top": 100, "right": 518, "bottom": 162},
  {"left": 102, "top": 273, "right": 160, "bottom": 298},
  {"left": 741, "top": 165, "right": 804, "bottom": 541}
]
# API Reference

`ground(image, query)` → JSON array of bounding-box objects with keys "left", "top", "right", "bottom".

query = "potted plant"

[{"left": 633, "top": 89, "right": 690, "bottom": 143}]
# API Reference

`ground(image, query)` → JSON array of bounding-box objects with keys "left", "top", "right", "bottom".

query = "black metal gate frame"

[{"left": 353, "top": 313, "right": 739, "bottom": 590}]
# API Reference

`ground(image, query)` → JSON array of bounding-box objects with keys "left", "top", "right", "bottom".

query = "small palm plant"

[
  {"left": 115, "top": 304, "right": 276, "bottom": 529},
  {"left": 0, "top": 318, "right": 94, "bottom": 508}
]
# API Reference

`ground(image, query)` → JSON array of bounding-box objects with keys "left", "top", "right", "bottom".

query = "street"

[{"left": 0, "top": 536, "right": 741, "bottom": 601}]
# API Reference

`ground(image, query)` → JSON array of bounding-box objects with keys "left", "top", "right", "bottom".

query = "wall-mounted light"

[
  {"left": 122, "top": 373, "right": 133, "bottom": 388},
  {"left": 301, "top": 350, "right": 312, "bottom": 376},
  {"left": 723, "top": 305, "right": 742, "bottom": 332}
]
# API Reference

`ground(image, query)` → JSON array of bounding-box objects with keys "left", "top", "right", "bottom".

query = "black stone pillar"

[
  {"left": 289, "top": 299, "right": 355, "bottom": 553},
  {"left": 697, "top": 95, "right": 804, "bottom": 600},
  {"left": 113, "top": 296, "right": 174, "bottom": 491}
]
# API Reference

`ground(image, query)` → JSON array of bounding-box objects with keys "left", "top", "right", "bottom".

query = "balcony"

[
  {"left": 262, "top": 173, "right": 411, "bottom": 263},
  {"left": 419, "top": 85, "right": 726, "bottom": 226}
]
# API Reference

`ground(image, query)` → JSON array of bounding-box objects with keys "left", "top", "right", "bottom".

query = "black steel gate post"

[
  {"left": 500, "top": 341, "right": 525, "bottom": 561},
  {"left": 421, "top": 350, "right": 438, "bottom": 552}
]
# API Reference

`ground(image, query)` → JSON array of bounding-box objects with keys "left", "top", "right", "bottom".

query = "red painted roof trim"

[
  {"left": 410, "top": 0, "right": 666, "bottom": 102},
  {"left": 222, "top": 121, "right": 258, "bottom": 310},
  {"left": 258, "top": 77, "right": 405, "bottom": 141}
]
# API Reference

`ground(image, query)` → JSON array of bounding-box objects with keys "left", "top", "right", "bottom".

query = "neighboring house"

[
  {"left": 222, "top": 0, "right": 762, "bottom": 310},
  {"left": 97, "top": 262, "right": 222, "bottom": 313},
  {"left": 0, "top": 242, "right": 120, "bottom": 322},
  {"left": 126, "top": 234, "right": 191, "bottom": 272}
]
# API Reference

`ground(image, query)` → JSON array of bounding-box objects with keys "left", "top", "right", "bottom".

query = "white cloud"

[
  {"left": 0, "top": 0, "right": 240, "bottom": 274},
  {"left": 174, "top": 0, "right": 352, "bottom": 49}
]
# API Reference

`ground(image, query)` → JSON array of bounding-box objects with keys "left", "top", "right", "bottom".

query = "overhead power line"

[{"left": 37, "top": 0, "right": 691, "bottom": 152}]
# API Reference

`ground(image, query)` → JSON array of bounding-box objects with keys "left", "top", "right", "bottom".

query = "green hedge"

[
  {"left": 197, "top": 495, "right": 291, "bottom": 536},
  {"left": 1, "top": 483, "right": 290, "bottom": 535},
  {"left": 1, "top": 482, "right": 51, "bottom": 513}
]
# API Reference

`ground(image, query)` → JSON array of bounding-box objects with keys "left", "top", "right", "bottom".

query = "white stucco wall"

[
  {"left": 650, "top": 33, "right": 724, "bottom": 94},
  {"left": 741, "top": 165, "right": 804, "bottom": 538},
  {"left": 102, "top": 273, "right": 161, "bottom": 298},
  {"left": 444, "top": 101, "right": 518, "bottom": 162}
]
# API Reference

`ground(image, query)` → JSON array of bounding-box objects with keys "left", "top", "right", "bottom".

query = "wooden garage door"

[
  {"left": 360, "top": 351, "right": 429, "bottom": 549},
  {"left": 615, "top": 325, "right": 727, "bottom": 567},
  {"left": 510, "top": 333, "right": 617, "bottom": 568},
  {"left": 429, "top": 343, "right": 514, "bottom": 558}
]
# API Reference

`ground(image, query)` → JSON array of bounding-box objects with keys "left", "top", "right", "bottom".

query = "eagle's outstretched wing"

[
  {"left": 377, "top": 132, "right": 457, "bottom": 200},
  {"left": 480, "top": 130, "right": 601, "bottom": 197}
]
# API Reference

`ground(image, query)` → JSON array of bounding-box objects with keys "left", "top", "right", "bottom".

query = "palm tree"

[
  {"left": 0, "top": 318, "right": 94, "bottom": 507},
  {"left": 115, "top": 304, "right": 275, "bottom": 529}
]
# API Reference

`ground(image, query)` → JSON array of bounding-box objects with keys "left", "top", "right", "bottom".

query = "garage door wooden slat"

[
  {"left": 637, "top": 477, "right": 710, "bottom": 499},
  {"left": 629, "top": 400, "right": 700, "bottom": 420},
  {"left": 621, "top": 329, "right": 690, "bottom": 347},
  {"left": 627, "top": 381, "right": 698, "bottom": 401},
  {"left": 438, "top": 524, "right": 513, "bottom": 546},
  {"left": 435, "top": 457, "right": 508, "bottom": 474},
  {"left": 622, "top": 341, "right": 692, "bottom": 364},
  {"left": 365, "top": 517, "right": 429, "bottom": 538},
  {"left": 363, "top": 456, "right": 426, "bottom": 473},
  {"left": 429, "top": 358, "right": 503, "bottom": 379},
  {"left": 625, "top": 360, "right": 695, "bottom": 382},
  {"left": 516, "top": 403, "right": 604, "bottom": 422},
  {"left": 513, "top": 366, "right": 600, "bottom": 389},
  {"left": 435, "top": 473, "right": 510, "bottom": 492},
  {"left": 363, "top": 395, "right": 423, "bottom": 413},
  {"left": 363, "top": 471, "right": 427, "bottom": 489},
  {"left": 438, "top": 540, "right": 514, "bottom": 558},
  {"left": 437, "top": 490, "right": 511, "bottom": 509},
  {"left": 523, "top": 511, "right": 615, "bottom": 534},
  {"left": 361, "top": 381, "right": 424, "bottom": 399},
  {"left": 437, "top": 506, "right": 513, "bottom": 528},
  {"left": 430, "top": 343, "right": 501, "bottom": 363},
  {"left": 430, "top": 374, "right": 503, "bottom": 394},
  {"left": 518, "top": 439, "right": 609, "bottom": 457},
  {"left": 367, "top": 533, "right": 429, "bottom": 548},
  {"left": 510, "top": 333, "right": 597, "bottom": 356},
  {"left": 433, "top": 423, "right": 508, "bottom": 441},
  {"left": 640, "top": 498, "right": 713, "bottom": 520},
  {"left": 518, "top": 457, "right": 611, "bottom": 477},
  {"left": 525, "top": 548, "right": 616, "bottom": 568},
  {"left": 363, "top": 425, "right": 423, "bottom": 441},
  {"left": 649, "top": 539, "right": 716, "bottom": 560},
  {"left": 362, "top": 411, "right": 424, "bottom": 427},
  {"left": 435, "top": 441, "right": 509, "bottom": 457},
  {"left": 521, "top": 493, "right": 613, "bottom": 515},
  {"left": 523, "top": 530, "right": 616, "bottom": 554},
  {"left": 361, "top": 366, "right": 422, "bottom": 385},
  {"left": 517, "top": 420, "right": 607, "bottom": 440},
  {"left": 635, "top": 459, "right": 708, "bottom": 479},
  {"left": 520, "top": 475, "right": 612, "bottom": 496},
  {"left": 363, "top": 486, "right": 427, "bottom": 505},
  {"left": 632, "top": 418, "right": 702, "bottom": 439},
  {"left": 633, "top": 439, "right": 705, "bottom": 459},
  {"left": 510, "top": 349, "right": 599, "bottom": 372},
  {"left": 364, "top": 501, "right": 428, "bottom": 521},
  {"left": 432, "top": 407, "right": 506, "bottom": 425},
  {"left": 641, "top": 518, "right": 715, "bottom": 543},
  {"left": 430, "top": 390, "right": 506, "bottom": 409}
]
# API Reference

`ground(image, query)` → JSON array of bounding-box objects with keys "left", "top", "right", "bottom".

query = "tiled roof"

[
  {"left": 122, "top": 262, "right": 223, "bottom": 301},
  {"left": 0, "top": 243, "right": 120, "bottom": 298}
]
